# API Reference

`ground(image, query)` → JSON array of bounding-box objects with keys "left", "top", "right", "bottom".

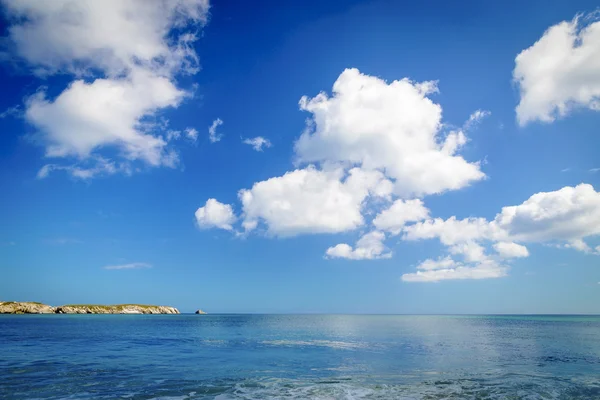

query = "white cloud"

[
  {"left": 464, "top": 109, "right": 491, "bottom": 130},
  {"left": 185, "top": 127, "right": 198, "bottom": 142},
  {"left": 26, "top": 70, "right": 186, "bottom": 165},
  {"left": 448, "top": 241, "right": 488, "bottom": 263},
  {"left": 401, "top": 183, "right": 600, "bottom": 281},
  {"left": 208, "top": 118, "right": 223, "bottom": 143},
  {"left": 104, "top": 262, "right": 152, "bottom": 270},
  {"left": 402, "top": 259, "right": 507, "bottom": 282},
  {"left": 295, "top": 68, "right": 485, "bottom": 197},
  {"left": 37, "top": 156, "right": 133, "bottom": 180},
  {"left": 238, "top": 166, "right": 392, "bottom": 236},
  {"left": 590, "top": 168, "right": 600, "bottom": 173},
  {"left": 403, "top": 216, "right": 501, "bottom": 245},
  {"left": 372, "top": 199, "right": 430, "bottom": 235},
  {"left": 3, "top": 0, "right": 209, "bottom": 76},
  {"left": 404, "top": 184, "right": 600, "bottom": 249},
  {"left": 493, "top": 183, "right": 600, "bottom": 244},
  {"left": 2, "top": 0, "right": 209, "bottom": 178},
  {"left": 325, "top": 231, "right": 391, "bottom": 260},
  {"left": 195, "top": 199, "right": 237, "bottom": 231},
  {"left": 413, "top": 256, "right": 460, "bottom": 271},
  {"left": 0, "top": 105, "right": 21, "bottom": 119},
  {"left": 514, "top": 13, "right": 600, "bottom": 125},
  {"left": 494, "top": 242, "right": 529, "bottom": 258},
  {"left": 243, "top": 136, "right": 272, "bottom": 151}
]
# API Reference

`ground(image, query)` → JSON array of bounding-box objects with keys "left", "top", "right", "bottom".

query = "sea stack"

[{"left": 195, "top": 309, "right": 207, "bottom": 314}]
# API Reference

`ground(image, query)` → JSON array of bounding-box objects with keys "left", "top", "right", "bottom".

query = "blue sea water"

[{"left": 1, "top": 314, "right": 600, "bottom": 399}]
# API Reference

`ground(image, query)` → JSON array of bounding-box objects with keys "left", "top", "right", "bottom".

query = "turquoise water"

[{"left": 1, "top": 314, "right": 600, "bottom": 399}]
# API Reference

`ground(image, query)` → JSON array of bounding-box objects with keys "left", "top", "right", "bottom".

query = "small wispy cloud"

[
  {"left": 103, "top": 262, "right": 152, "bottom": 270},
  {"left": 561, "top": 167, "right": 571, "bottom": 173},
  {"left": 464, "top": 109, "right": 491, "bottom": 130},
  {"left": 0, "top": 105, "right": 21, "bottom": 119},
  {"left": 185, "top": 127, "right": 198, "bottom": 142},
  {"left": 589, "top": 168, "right": 600, "bottom": 173},
  {"left": 1, "top": 241, "right": 16, "bottom": 246},
  {"left": 243, "top": 136, "right": 272, "bottom": 151},
  {"left": 43, "top": 237, "right": 82, "bottom": 245},
  {"left": 208, "top": 118, "right": 223, "bottom": 143}
]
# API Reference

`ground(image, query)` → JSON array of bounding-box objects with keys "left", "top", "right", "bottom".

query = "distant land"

[{"left": 0, "top": 301, "right": 180, "bottom": 314}]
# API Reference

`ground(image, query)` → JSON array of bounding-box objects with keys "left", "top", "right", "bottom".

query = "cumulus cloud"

[
  {"left": 239, "top": 166, "right": 392, "bottom": 236},
  {"left": 401, "top": 183, "right": 600, "bottom": 281},
  {"left": 243, "top": 136, "right": 272, "bottom": 151},
  {"left": 295, "top": 68, "right": 485, "bottom": 197},
  {"left": 195, "top": 68, "right": 494, "bottom": 273},
  {"left": 326, "top": 231, "right": 391, "bottom": 260},
  {"left": 372, "top": 199, "right": 430, "bottom": 235},
  {"left": 208, "top": 118, "right": 223, "bottom": 143},
  {"left": 493, "top": 242, "right": 529, "bottom": 258},
  {"left": 402, "top": 259, "right": 507, "bottom": 282},
  {"left": 514, "top": 13, "right": 600, "bottom": 125},
  {"left": 493, "top": 184, "right": 600, "bottom": 244},
  {"left": 103, "top": 262, "right": 152, "bottom": 270},
  {"left": 1, "top": 0, "right": 209, "bottom": 178},
  {"left": 195, "top": 199, "right": 237, "bottom": 231}
]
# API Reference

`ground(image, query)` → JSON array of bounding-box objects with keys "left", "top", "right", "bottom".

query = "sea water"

[{"left": 1, "top": 314, "right": 600, "bottom": 399}]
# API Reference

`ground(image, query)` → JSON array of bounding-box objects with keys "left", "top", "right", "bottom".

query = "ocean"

[{"left": 1, "top": 314, "right": 599, "bottom": 399}]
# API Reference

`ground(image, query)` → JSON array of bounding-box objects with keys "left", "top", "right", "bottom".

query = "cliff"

[{"left": 0, "top": 302, "right": 179, "bottom": 314}]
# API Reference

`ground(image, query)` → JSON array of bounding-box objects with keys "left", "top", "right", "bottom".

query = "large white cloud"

[
  {"left": 295, "top": 68, "right": 485, "bottom": 197},
  {"left": 3, "top": 0, "right": 208, "bottom": 76},
  {"left": 325, "top": 231, "right": 391, "bottom": 260},
  {"left": 238, "top": 166, "right": 392, "bottom": 236},
  {"left": 514, "top": 14, "right": 600, "bottom": 125},
  {"left": 26, "top": 70, "right": 185, "bottom": 165},
  {"left": 196, "top": 69, "right": 487, "bottom": 247},
  {"left": 195, "top": 199, "right": 237, "bottom": 231},
  {"left": 2, "top": 0, "right": 209, "bottom": 178}
]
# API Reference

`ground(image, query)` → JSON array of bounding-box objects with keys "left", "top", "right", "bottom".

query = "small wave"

[{"left": 260, "top": 340, "right": 367, "bottom": 350}]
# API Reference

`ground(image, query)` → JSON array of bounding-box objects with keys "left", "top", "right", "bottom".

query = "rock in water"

[{"left": 195, "top": 309, "right": 207, "bottom": 314}]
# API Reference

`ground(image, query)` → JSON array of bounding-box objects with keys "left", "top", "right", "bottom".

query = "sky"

[{"left": 1, "top": 0, "right": 599, "bottom": 314}]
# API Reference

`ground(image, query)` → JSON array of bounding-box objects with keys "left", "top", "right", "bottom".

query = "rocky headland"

[{"left": 0, "top": 301, "right": 179, "bottom": 314}]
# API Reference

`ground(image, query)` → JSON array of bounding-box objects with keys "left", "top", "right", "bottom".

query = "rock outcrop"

[
  {"left": 55, "top": 304, "right": 180, "bottom": 314},
  {"left": 0, "top": 302, "right": 55, "bottom": 314},
  {"left": 195, "top": 309, "right": 207, "bottom": 314},
  {"left": 0, "top": 302, "right": 179, "bottom": 314}
]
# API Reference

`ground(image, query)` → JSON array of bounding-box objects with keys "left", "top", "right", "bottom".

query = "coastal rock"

[
  {"left": 54, "top": 304, "right": 180, "bottom": 314},
  {"left": 0, "top": 301, "right": 179, "bottom": 314},
  {"left": 195, "top": 309, "right": 207, "bottom": 314},
  {"left": 0, "top": 301, "right": 55, "bottom": 314}
]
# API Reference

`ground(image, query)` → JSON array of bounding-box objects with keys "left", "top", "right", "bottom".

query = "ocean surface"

[{"left": 1, "top": 314, "right": 600, "bottom": 399}]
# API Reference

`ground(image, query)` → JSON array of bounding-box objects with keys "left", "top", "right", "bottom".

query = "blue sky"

[{"left": 1, "top": 0, "right": 599, "bottom": 314}]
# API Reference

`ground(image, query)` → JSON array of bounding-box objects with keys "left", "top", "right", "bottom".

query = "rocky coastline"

[{"left": 0, "top": 301, "right": 180, "bottom": 314}]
